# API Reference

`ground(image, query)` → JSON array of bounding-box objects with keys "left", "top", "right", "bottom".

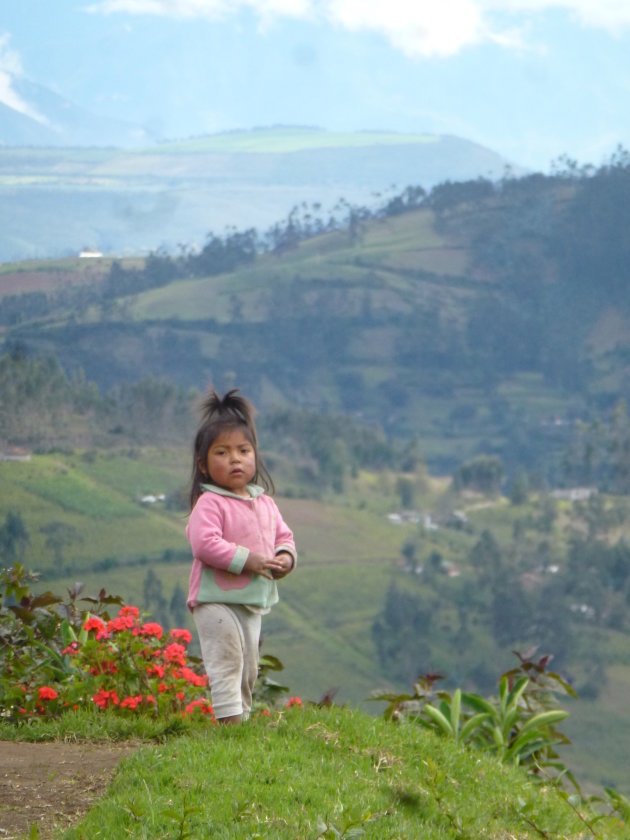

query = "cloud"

[
  {"left": 83, "top": 0, "right": 630, "bottom": 56},
  {"left": 0, "top": 33, "right": 49, "bottom": 124},
  {"left": 495, "top": 1, "right": 630, "bottom": 33},
  {"left": 323, "top": 0, "right": 486, "bottom": 57}
]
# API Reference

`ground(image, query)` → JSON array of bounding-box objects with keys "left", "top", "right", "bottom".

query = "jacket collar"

[{"left": 200, "top": 482, "right": 265, "bottom": 499}]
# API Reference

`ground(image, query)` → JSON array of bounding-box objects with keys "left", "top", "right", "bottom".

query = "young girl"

[{"left": 186, "top": 388, "right": 296, "bottom": 724}]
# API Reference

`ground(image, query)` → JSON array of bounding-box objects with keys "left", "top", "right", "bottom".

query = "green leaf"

[
  {"left": 499, "top": 676, "right": 508, "bottom": 713},
  {"left": 518, "top": 709, "right": 569, "bottom": 738},
  {"left": 505, "top": 676, "right": 528, "bottom": 714},
  {"left": 450, "top": 689, "right": 461, "bottom": 738},
  {"left": 504, "top": 731, "right": 548, "bottom": 764},
  {"left": 462, "top": 692, "right": 496, "bottom": 717},
  {"left": 492, "top": 725, "right": 505, "bottom": 748},
  {"left": 258, "top": 654, "right": 284, "bottom": 671},
  {"left": 459, "top": 712, "right": 491, "bottom": 744},
  {"left": 61, "top": 620, "right": 77, "bottom": 647},
  {"left": 425, "top": 703, "right": 454, "bottom": 737},
  {"left": 545, "top": 670, "right": 579, "bottom": 699},
  {"left": 502, "top": 708, "right": 520, "bottom": 740}
]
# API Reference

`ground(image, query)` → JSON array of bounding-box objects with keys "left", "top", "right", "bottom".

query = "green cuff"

[{"left": 228, "top": 545, "right": 249, "bottom": 574}]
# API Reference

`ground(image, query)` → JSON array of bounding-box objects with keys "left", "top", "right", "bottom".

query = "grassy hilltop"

[
  {"left": 4, "top": 704, "right": 623, "bottom": 838},
  {"left": 63, "top": 708, "right": 629, "bottom": 838}
]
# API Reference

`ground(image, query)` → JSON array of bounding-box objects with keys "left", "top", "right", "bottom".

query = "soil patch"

[{"left": 0, "top": 740, "right": 135, "bottom": 839}]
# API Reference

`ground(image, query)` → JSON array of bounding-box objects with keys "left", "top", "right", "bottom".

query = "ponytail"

[{"left": 200, "top": 389, "right": 259, "bottom": 445}]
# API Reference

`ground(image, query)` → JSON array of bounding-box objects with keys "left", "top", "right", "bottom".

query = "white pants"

[{"left": 193, "top": 603, "right": 261, "bottom": 720}]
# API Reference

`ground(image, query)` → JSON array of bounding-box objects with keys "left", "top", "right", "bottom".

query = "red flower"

[
  {"left": 178, "top": 666, "right": 208, "bottom": 687},
  {"left": 107, "top": 614, "right": 135, "bottom": 633},
  {"left": 145, "top": 695, "right": 156, "bottom": 705},
  {"left": 120, "top": 695, "right": 143, "bottom": 710},
  {"left": 170, "top": 628, "right": 192, "bottom": 645},
  {"left": 163, "top": 643, "right": 187, "bottom": 666},
  {"left": 184, "top": 698, "right": 214, "bottom": 717},
  {"left": 146, "top": 663, "right": 166, "bottom": 678},
  {"left": 259, "top": 709, "right": 271, "bottom": 717},
  {"left": 284, "top": 696, "right": 303, "bottom": 709},
  {"left": 83, "top": 616, "right": 110, "bottom": 639},
  {"left": 62, "top": 641, "right": 80, "bottom": 656},
  {"left": 119, "top": 606, "right": 140, "bottom": 618},
  {"left": 93, "top": 689, "right": 120, "bottom": 709},
  {"left": 37, "top": 686, "right": 59, "bottom": 701},
  {"left": 133, "top": 622, "right": 163, "bottom": 639},
  {"left": 84, "top": 616, "right": 105, "bottom": 632}
]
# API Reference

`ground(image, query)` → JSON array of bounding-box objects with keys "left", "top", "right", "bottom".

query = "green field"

[{"left": 150, "top": 126, "right": 442, "bottom": 154}]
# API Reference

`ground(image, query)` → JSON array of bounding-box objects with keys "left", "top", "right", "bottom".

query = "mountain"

[
  {"left": 0, "top": 76, "right": 152, "bottom": 148},
  {"left": 0, "top": 126, "right": 516, "bottom": 262}
]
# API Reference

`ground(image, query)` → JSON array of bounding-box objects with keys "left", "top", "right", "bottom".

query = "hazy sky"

[{"left": 2, "top": 0, "right": 630, "bottom": 170}]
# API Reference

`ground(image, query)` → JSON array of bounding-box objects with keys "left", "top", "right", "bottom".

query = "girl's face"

[{"left": 202, "top": 427, "right": 256, "bottom": 496}]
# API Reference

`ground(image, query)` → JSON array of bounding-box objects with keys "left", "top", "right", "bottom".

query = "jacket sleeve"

[
  {"left": 273, "top": 503, "right": 297, "bottom": 567},
  {"left": 186, "top": 495, "right": 249, "bottom": 575}
]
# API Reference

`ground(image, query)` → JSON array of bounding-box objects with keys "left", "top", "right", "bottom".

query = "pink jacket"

[{"left": 186, "top": 483, "right": 296, "bottom": 611}]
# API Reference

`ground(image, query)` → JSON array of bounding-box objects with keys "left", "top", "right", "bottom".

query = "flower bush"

[{"left": 1, "top": 564, "right": 214, "bottom": 723}]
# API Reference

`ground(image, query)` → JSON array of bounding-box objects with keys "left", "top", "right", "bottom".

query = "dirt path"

[{"left": 0, "top": 740, "right": 136, "bottom": 839}]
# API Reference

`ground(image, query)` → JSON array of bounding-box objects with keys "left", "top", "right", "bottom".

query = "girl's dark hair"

[{"left": 189, "top": 388, "right": 273, "bottom": 508}]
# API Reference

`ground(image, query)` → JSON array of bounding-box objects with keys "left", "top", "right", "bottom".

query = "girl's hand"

[
  {"left": 269, "top": 551, "right": 294, "bottom": 580},
  {"left": 244, "top": 552, "right": 275, "bottom": 580}
]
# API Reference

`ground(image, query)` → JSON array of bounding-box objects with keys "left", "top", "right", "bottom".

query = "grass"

[
  {"left": 0, "top": 707, "right": 200, "bottom": 744},
  {"left": 23, "top": 706, "right": 616, "bottom": 839}
]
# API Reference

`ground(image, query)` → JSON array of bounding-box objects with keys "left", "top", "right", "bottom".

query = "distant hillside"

[
  {"left": 0, "top": 127, "right": 514, "bottom": 261},
  {"left": 3, "top": 158, "right": 629, "bottom": 480}
]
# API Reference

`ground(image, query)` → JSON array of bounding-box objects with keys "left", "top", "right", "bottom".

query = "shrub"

[
  {"left": 0, "top": 563, "right": 214, "bottom": 723},
  {"left": 372, "top": 650, "right": 577, "bottom": 784}
]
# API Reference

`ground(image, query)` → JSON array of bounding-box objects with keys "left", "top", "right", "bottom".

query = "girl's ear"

[{"left": 197, "top": 458, "right": 208, "bottom": 477}]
